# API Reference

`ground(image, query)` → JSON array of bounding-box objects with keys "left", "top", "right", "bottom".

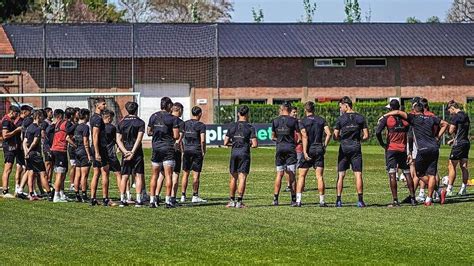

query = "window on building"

[
  {"left": 355, "top": 58, "right": 387, "bottom": 67},
  {"left": 47, "top": 60, "right": 78, "bottom": 69},
  {"left": 273, "top": 99, "right": 300, "bottom": 105},
  {"left": 314, "top": 58, "right": 346, "bottom": 68},
  {"left": 467, "top": 97, "right": 474, "bottom": 103},
  {"left": 466, "top": 58, "right": 474, "bottom": 67},
  {"left": 239, "top": 99, "right": 266, "bottom": 105}
]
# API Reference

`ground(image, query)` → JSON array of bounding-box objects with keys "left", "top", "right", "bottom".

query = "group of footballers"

[{"left": 0, "top": 95, "right": 470, "bottom": 208}]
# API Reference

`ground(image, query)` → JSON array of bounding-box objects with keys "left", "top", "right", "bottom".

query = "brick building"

[{"left": 0, "top": 23, "right": 473, "bottom": 124}]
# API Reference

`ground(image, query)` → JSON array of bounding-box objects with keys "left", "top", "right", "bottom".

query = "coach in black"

[
  {"left": 383, "top": 101, "right": 448, "bottom": 206},
  {"left": 224, "top": 105, "right": 258, "bottom": 208},
  {"left": 181, "top": 106, "right": 207, "bottom": 204},
  {"left": 295, "top": 101, "right": 331, "bottom": 207},
  {"left": 271, "top": 102, "right": 300, "bottom": 206},
  {"left": 117, "top": 102, "right": 146, "bottom": 207},
  {"left": 333, "top": 96, "right": 369, "bottom": 208},
  {"left": 148, "top": 97, "right": 179, "bottom": 208}
]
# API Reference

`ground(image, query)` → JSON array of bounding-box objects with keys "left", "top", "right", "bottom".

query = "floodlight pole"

[{"left": 215, "top": 24, "right": 220, "bottom": 124}]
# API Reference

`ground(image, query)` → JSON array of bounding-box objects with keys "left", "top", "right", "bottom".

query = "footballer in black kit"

[
  {"left": 333, "top": 96, "right": 369, "bottom": 208},
  {"left": 117, "top": 101, "right": 146, "bottom": 207},
  {"left": 295, "top": 101, "right": 332, "bottom": 207},
  {"left": 89, "top": 97, "right": 111, "bottom": 206},
  {"left": 23, "top": 110, "right": 52, "bottom": 200},
  {"left": 445, "top": 100, "right": 471, "bottom": 196},
  {"left": 1, "top": 105, "right": 21, "bottom": 198},
  {"left": 271, "top": 102, "right": 300, "bottom": 206},
  {"left": 181, "top": 106, "right": 207, "bottom": 204},
  {"left": 148, "top": 97, "right": 179, "bottom": 208},
  {"left": 224, "top": 105, "right": 258, "bottom": 208}
]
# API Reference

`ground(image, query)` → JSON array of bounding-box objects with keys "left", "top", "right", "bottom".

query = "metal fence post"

[{"left": 215, "top": 23, "right": 220, "bottom": 124}]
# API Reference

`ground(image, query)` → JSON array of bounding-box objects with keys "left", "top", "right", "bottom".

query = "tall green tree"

[
  {"left": 189, "top": 0, "right": 201, "bottom": 23},
  {"left": 252, "top": 7, "right": 264, "bottom": 23},
  {"left": 344, "top": 0, "right": 361, "bottom": 23}
]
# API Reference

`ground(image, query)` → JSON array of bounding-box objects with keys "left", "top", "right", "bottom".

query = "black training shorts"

[
  {"left": 385, "top": 150, "right": 409, "bottom": 171},
  {"left": 299, "top": 145, "right": 325, "bottom": 169},
  {"left": 121, "top": 153, "right": 145, "bottom": 175},
  {"left": 26, "top": 152, "right": 46, "bottom": 173},
  {"left": 182, "top": 151, "right": 204, "bottom": 172},
  {"left": 450, "top": 142, "right": 470, "bottom": 161},
  {"left": 337, "top": 145, "right": 363, "bottom": 172},
  {"left": 415, "top": 148, "right": 439, "bottom": 177},
  {"left": 229, "top": 151, "right": 251, "bottom": 174}
]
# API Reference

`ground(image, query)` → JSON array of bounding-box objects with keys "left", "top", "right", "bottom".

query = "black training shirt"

[
  {"left": 450, "top": 111, "right": 470, "bottom": 146},
  {"left": 25, "top": 122, "right": 42, "bottom": 153},
  {"left": 226, "top": 121, "right": 256, "bottom": 154},
  {"left": 407, "top": 113, "right": 441, "bottom": 151},
  {"left": 183, "top": 119, "right": 206, "bottom": 153},
  {"left": 334, "top": 112, "right": 367, "bottom": 143},
  {"left": 299, "top": 115, "right": 327, "bottom": 147},
  {"left": 74, "top": 123, "right": 90, "bottom": 155},
  {"left": 105, "top": 123, "right": 117, "bottom": 158},
  {"left": 148, "top": 111, "right": 178, "bottom": 150},
  {"left": 272, "top": 115, "right": 299, "bottom": 151},
  {"left": 90, "top": 113, "right": 107, "bottom": 149}
]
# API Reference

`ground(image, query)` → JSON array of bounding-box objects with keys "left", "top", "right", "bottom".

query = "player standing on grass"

[
  {"left": 284, "top": 106, "right": 302, "bottom": 192},
  {"left": 224, "top": 105, "right": 257, "bottom": 208},
  {"left": 1, "top": 105, "right": 21, "bottom": 198},
  {"left": 271, "top": 102, "right": 300, "bottom": 206},
  {"left": 445, "top": 100, "right": 470, "bottom": 197},
  {"left": 116, "top": 102, "right": 146, "bottom": 207},
  {"left": 89, "top": 98, "right": 111, "bottom": 207},
  {"left": 333, "top": 96, "right": 369, "bottom": 208},
  {"left": 41, "top": 107, "right": 54, "bottom": 187},
  {"left": 23, "top": 110, "right": 52, "bottom": 201},
  {"left": 67, "top": 108, "right": 79, "bottom": 192},
  {"left": 382, "top": 101, "right": 448, "bottom": 206},
  {"left": 157, "top": 103, "right": 184, "bottom": 205},
  {"left": 103, "top": 110, "right": 122, "bottom": 194},
  {"left": 295, "top": 101, "right": 331, "bottom": 207},
  {"left": 148, "top": 97, "right": 179, "bottom": 208},
  {"left": 73, "top": 108, "right": 92, "bottom": 202},
  {"left": 181, "top": 106, "right": 207, "bottom": 204},
  {"left": 376, "top": 99, "right": 416, "bottom": 207},
  {"left": 51, "top": 109, "right": 76, "bottom": 203},
  {"left": 14, "top": 105, "right": 33, "bottom": 199}
]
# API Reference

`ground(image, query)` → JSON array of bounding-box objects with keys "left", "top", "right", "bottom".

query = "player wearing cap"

[
  {"left": 224, "top": 105, "right": 258, "bottom": 208},
  {"left": 376, "top": 99, "right": 416, "bottom": 207},
  {"left": 295, "top": 101, "right": 331, "bottom": 207},
  {"left": 444, "top": 100, "right": 470, "bottom": 198},
  {"left": 383, "top": 101, "right": 448, "bottom": 206},
  {"left": 1, "top": 105, "right": 22, "bottom": 198},
  {"left": 334, "top": 96, "right": 369, "bottom": 208},
  {"left": 271, "top": 102, "right": 300, "bottom": 206}
]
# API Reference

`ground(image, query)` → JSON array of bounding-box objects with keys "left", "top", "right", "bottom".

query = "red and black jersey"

[
  {"left": 51, "top": 119, "right": 71, "bottom": 152},
  {"left": 376, "top": 115, "right": 409, "bottom": 152}
]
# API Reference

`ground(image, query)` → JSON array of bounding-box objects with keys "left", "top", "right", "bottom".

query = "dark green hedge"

[{"left": 215, "top": 101, "right": 474, "bottom": 144}]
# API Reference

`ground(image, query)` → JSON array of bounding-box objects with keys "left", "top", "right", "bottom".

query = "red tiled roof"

[{"left": 0, "top": 26, "right": 14, "bottom": 56}]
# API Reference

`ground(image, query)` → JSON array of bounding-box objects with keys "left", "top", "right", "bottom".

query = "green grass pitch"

[{"left": 0, "top": 145, "right": 473, "bottom": 264}]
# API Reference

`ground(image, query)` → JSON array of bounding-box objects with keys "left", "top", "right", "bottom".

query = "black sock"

[
  {"left": 3, "top": 189, "right": 8, "bottom": 195},
  {"left": 193, "top": 192, "right": 198, "bottom": 197},
  {"left": 30, "top": 192, "right": 34, "bottom": 197},
  {"left": 181, "top": 192, "right": 186, "bottom": 197},
  {"left": 76, "top": 191, "right": 80, "bottom": 196},
  {"left": 291, "top": 194, "right": 296, "bottom": 202},
  {"left": 358, "top": 193, "right": 364, "bottom": 202},
  {"left": 273, "top": 194, "right": 279, "bottom": 201},
  {"left": 336, "top": 195, "right": 342, "bottom": 202},
  {"left": 230, "top": 196, "right": 235, "bottom": 201},
  {"left": 237, "top": 197, "right": 243, "bottom": 203},
  {"left": 393, "top": 198, "right": 398, "bottom": 203}
]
